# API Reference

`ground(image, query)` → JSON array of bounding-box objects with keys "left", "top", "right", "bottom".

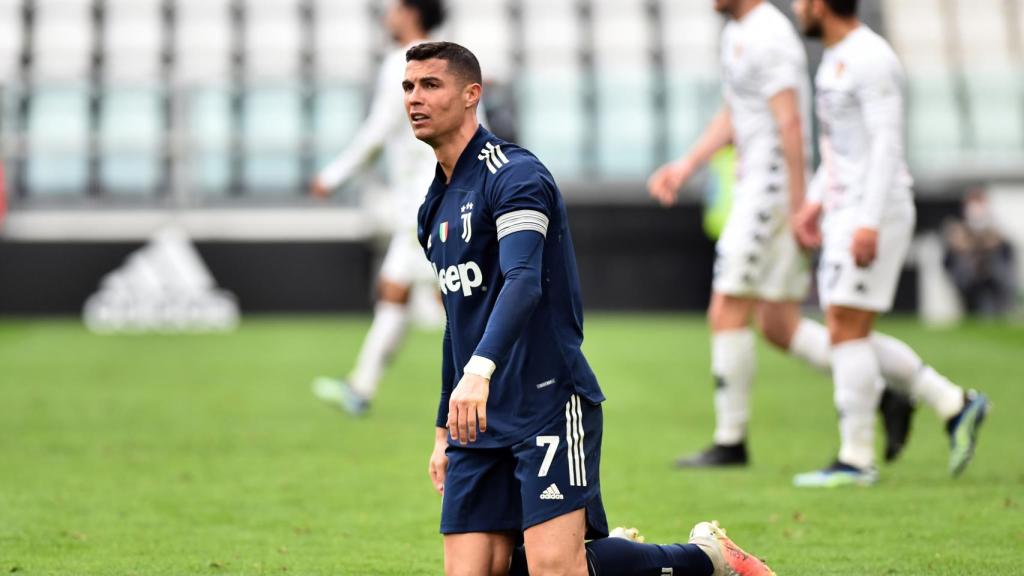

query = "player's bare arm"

[
  {"left": 429, "top": 426, "right": 449, "bottom": 494},
  {"left": 647, "top": 106, "right": 733, "bottom": 206},
  {"left": 768, "top": 88, "right": 807, "bottom": 218}
]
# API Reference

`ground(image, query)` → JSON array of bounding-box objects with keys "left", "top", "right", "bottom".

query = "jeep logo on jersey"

[{"left": 432, "top": 261, "right": 484, "bottom": 296}]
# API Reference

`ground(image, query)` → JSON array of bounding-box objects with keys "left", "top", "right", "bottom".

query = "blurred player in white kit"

[
  {"left": 650, "top": 0, "right": 907, "bottom": 468},
  {"left": 790, "top": 0, "right": 989, "bottom": 486},
  {"left": 311, "top": 0, "right": 447, "bottom": 416}
]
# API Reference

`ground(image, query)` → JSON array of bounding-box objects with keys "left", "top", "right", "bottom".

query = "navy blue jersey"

[{"left": 417, "top": 125, "right": 605, "bottom": 448}]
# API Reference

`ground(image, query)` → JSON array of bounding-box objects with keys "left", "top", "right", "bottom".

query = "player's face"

[
  {"left": 713, "top": 0, "right": 740, "bottom": 16},
  {"left": 384, "top": 1, "right": 412, "bottom": 43},
  {"left": 403, "top": 58, "right": 475, "bottom": 145},
  {"left": 792, "top": 0, "right": 824, "bottom": 38}
]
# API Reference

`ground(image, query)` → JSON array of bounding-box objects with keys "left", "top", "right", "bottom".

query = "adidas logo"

[
  {"left": 477, "top": 142, "right": 509, "bottom": 174},
  {"left": 540, "top": 483, "right": 564, "bottom": 500},
  {"left": 83, "top": 226, "right": 239, "bottom": 333}
]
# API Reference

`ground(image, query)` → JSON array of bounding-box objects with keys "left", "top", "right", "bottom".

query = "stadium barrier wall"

[{"left": 0, "top": 199, "right": 964, "bottom": 315}]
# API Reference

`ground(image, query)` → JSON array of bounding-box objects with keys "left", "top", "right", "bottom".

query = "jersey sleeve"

[
  {"left": 436, "top": 320, "right": 456, "bottom": 428},
  {"left": 855, "top": 54, "right": 906, "bottom": 228},
  {"left": 757, "top": 38, "right": 803, "bottom": 100},
  {"left": 317, "top": 53, "right": 406, "bottom": 190},
  {"left": 470, "top": 159, "right": 553, "bottom": 368},
  {"left": 489, "top": 159, "right": 554, "bottom": 241}
]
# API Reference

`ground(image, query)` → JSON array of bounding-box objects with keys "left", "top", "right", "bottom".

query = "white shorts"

[
  {"left": 379, "top": 230, "right": 436, "bottom": 286},
  {"left": 818, "top": 208, "right": 915, "bottom": 313},
  {"left": 713, "top": 185, "right": 809, "bottom": 302}
]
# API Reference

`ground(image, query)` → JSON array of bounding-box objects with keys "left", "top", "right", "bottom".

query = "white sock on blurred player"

[
  {"left": 833, "top": 339, "right": 884, "bottom": 469},
  {"left": 788, "top": 318, "right": 831, "bottom": 372},
  {"left": 870, "top": 333, "right": 964, "bottom": 418},
  {"left": 712, "top": 328, "right": 756, "bottom": 445},
  {"left": 349, "top": 301, "right": 408, "bottom": 400},
  {"left": 791, "top": 321, "right": 965, "bottom": 418}
]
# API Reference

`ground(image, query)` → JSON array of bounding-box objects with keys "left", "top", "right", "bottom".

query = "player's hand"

[
  {"left": 310, "top": 178, "right": 330, "bottom": 199},
  {"left": 428, "top": 434, "right": 448, "bottom": 495},
  {"left": 793, "top": 202, "right": 823, "bottom": 249},
  {"left": 647, "top": 159, "right": 694, "bottom": 207},
  {"left": 447, "top": 373, "right": 489, "bottom": 445},
  {"left": 851, "top": 227, "right": 879, "bottom": 268}
]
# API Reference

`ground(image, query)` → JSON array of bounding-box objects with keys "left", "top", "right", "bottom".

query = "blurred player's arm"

[
  {"left": 430, "top": 323, "right": 455, "bottom": 494},
  {"left": 852, "top": 61, "right": 905, "bottom": 266},
  {"left": 313, "top": 60, "right": 404, "bottom": 197},
  {"left": 795, "top": 166, "right": 825, "bottom": 249},
  {"left": 768, "top": 89, "right": 806, "bottom": 216},
  {"left": 647, "top": 106, "right": 733, "bottom": 206}
]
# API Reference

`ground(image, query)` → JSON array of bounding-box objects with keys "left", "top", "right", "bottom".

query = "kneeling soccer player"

[{"left": 405, "top": 40, "right": 775, "bottom": 575}]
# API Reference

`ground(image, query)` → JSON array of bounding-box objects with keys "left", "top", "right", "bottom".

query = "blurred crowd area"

[{"left": 0, "top": 0, "right": 1021, "bottom": 204}]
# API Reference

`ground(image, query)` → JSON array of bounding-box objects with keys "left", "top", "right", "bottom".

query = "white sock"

[
  {"left": 832, "top": 339, "right": 884, "bottom": 470},
  {"left": 712, "top": 328, "right": 756, "bottom": 446},
  {"left": 870, "top": 332, "right": 964, "bottom": 419},
  {"left": 912, "top": 366, "right": 965, "bottom": 420},
  {"left": 788, "top": 318, "right": 831, "bottom": 373},
  {"left": 349, "top": 301, "right": 408, "bottom": 400}
]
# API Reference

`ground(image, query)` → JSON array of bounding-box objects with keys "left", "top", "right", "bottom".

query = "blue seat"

[
  {"left": 964, "top": 72, "right": 1024, "bottom": 155},
  {"left": 100, "top": 88, "right": 163, "bottom": 195},
  {"left": 906, "top": 75, "right": 964, "bottom": 167},
  {"left": 187, "top": 87, "right": 231, "bottom": 196},
  {"left": 26, "top": 87, "right": 89, "bottom": 196},
  {"left": 518, "top": 71, "right": 585, "bottom": 180},
  {"left": 596, "top": 70, "right": 655, "bottom": 178},
  {"left": 314, "top": 85, "right": 365, "bottom": 172},
  {"left": 242, "top": 86, "right": 303, "bottom": 194}
]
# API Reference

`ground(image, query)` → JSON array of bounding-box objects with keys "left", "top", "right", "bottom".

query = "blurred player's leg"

[
  {"left": 350, "top": 280, "right": 411, "bottom": 396},
  {"left": 794, "top": 305, "right": 882, "bottom": 487},
  {"left": 312, "top": 281, "right": 409, "bottom": 416},
  {"left": 676, "top": 294, "right": 756, "bottom": 468},
  {"left": 314, "top": 230, "right": 433, "bottom": 416},
  {"left": 760, "top": 304, "right": 916, "bottom": 461}
]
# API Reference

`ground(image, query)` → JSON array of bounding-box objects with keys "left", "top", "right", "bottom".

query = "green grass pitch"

[{"left": 1, "top": 316, "right": 1021, "bottom": 575}]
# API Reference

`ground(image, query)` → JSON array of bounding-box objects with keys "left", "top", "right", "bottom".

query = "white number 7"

[{"left": 536, "top": 436, "right": 560, "bottom": 477}]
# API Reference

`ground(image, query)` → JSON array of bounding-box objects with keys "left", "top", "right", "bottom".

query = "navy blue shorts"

[{"left": 441, "top": 394, "right": 608, "bottom": 538}]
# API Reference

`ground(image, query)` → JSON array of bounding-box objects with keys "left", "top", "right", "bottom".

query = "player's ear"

[{"left": 464, "top": 82, "right": 482, "bottom": 109}]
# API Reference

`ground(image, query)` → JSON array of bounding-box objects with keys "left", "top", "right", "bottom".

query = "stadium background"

[{"left": 1, "top": 0, "right": 1022, "bottom": 314}]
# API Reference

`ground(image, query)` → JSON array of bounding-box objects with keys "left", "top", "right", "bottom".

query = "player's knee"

[
  {"left": 444, "top": 558, "right": 480, "bottom": 576},
  {"left": 378, "top": 280, "right": 411, "bottom": 304},
  {"left": 758, "top": 316, "right": 790, "bottom": 349},
  {"left": 827, "top": 308, "right": 872, "bottom": 344},
  {"left": 709, "top": 294, "right": 754, "bottom": 332}
]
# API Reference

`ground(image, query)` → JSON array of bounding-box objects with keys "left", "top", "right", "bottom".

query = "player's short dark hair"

[
  {"left": 402, "top": 0, "right": 446, "bottom": 33},
  {"left": 824, "top": 0, "right": 858, "bottom": 16},
  {"left": 406, "top": 41, "right": 483, "bottom": 85}
]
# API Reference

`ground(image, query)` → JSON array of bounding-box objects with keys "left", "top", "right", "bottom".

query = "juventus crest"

[{"left": 460, "top": 202, "right": 474, "bottom": 243}]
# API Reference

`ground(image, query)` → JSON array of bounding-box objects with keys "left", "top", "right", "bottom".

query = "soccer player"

[
  {"left": 648, "top": 0, "right": 915, "bottom": 468},
  {"left": 311, "top": 0, "right": 446, "bottom": 416},
  {"left": 407, "top": 41, "right": 774, "bottom": 576},
  {"left": 790, "top": 0, "right": 989, "bottom": 486}
]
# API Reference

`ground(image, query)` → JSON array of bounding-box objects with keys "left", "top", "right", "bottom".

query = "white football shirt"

[
  {"left": 809, "top": 25, "right": 914, "bottom": 227},
  {"left": 317, "top": 44, "right": 438, "bottom": 228},
  {"left": 720, "top": 1, "right": 812, "bottom": 200}
]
